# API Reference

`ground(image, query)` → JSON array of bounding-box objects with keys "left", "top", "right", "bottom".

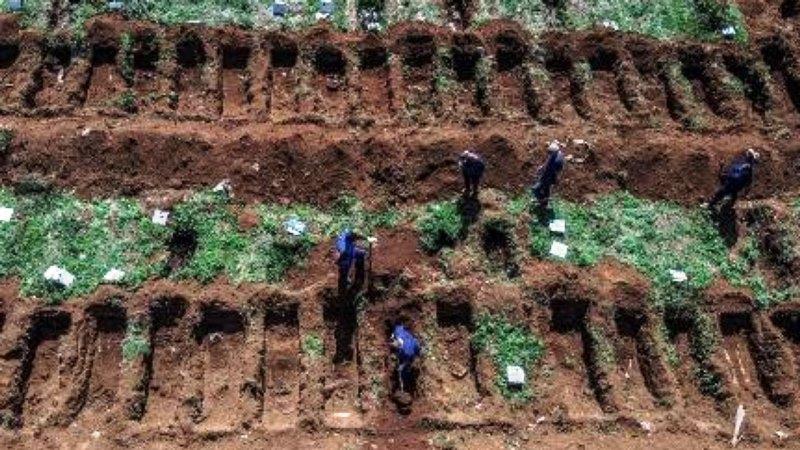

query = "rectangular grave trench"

[
  {"left": 719, "top": 312, "right": 763, "bottom": 394},
  {"left": 221, "top": 44, "right": 252, "bottom": 116},
  {"left": 76, "top": 304, "right": 127, "bottom": 420},
  {"left": 193, "top": 305, "right": 247, "bottom": 429},
  {"left": 141, "top": 297, "right": 189, "bottom": 425},
  {"left": 613, "top": 308, "right": 664, "bottom": 405},
  {"left": 760, "top": 39, "right": 800, "bottom": 113},
  {"left": 434, "top": 299, "right": 480, "bottom": 400},
  {"left": 548, "top": 298, "right": 607, "bottom": 413},
  {"left": 322, "top": 299, "right": 361, "bottom": 427},
  {"left": 262, "top": 304, "right": 300, "bottom": 431},
  {"left": 85, "top": 44, "right": 124, "bottom": 106},
  {"left": 0, "top": 43, "right": 20, "bottom": 70},
  {"left": 16, "top": 311, "right": 72, "bottom": 428}
]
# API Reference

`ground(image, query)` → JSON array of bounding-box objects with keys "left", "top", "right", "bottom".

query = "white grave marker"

[
  {"left": 549, "top": 219, "right": 566, "bottom": 234},
  {"left": 152, "top": 209, "right": 169, "bottom": 226},
  {"left": 669, "top": 269, "right": 688, "bottom": 283},
  {"left": 44, "top": 266, "right": 75, "bottom": 287},
  {"left": 103, "top": 268, "right": 125, "bottom": 283},
  {"left": 0, "top": 207, "right": 13, "bottom": 222},
  {"left": 506, "top": 365, "right": 525, "bottom": 386},
  {"left": 549, "top": 241, "right": 568, "bottom": 259}
]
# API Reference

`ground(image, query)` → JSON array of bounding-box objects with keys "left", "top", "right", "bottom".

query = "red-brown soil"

[{"left": 2, "top": 12, "right": 800, "bottom": 450}]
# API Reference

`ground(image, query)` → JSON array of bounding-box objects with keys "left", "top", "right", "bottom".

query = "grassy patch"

[
  {"left": 122, "top": 322, "right": 151, "bottom": 361},
  {"left": 302, "top": 333, "right": 324, "bottom": 359},
  {"left": 1, "top": 0, "right": 51, "bottom": 29},
  {"left": 563, "top": 0, "right": 748, "bottom": 43},
  {"left": 472, "top": 313, "right": 545, "bottom": 400},
  {"left": 530, "top": 192, "right": 787, "bottom": 310},
  {"left": 125, "top": 0, "right": 260, "bottom": 27},
  {"left": 417, "top": 200, "right": 465, "bottom": 253},
  {"left": 0, "top": 128, "right": 13, "bottom": 159},
  {"left": 7, "top": 192, "right": 168, "bottom": 302}
]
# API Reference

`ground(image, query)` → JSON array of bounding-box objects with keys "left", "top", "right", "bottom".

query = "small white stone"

[
  {"left": 103, "top": 268, "right": 125, "bottom": 283},
  {"left": 549, "top": 219, "right": 566, "bottom": 234},
  {"left": 44, "top": 266, "right": 75, "bottom": 287},
  {"left": 549, "top": 241, "right": 568, "bottom": 259},
  {"left": 0, "top": 207, "right": 13, "bottom": 222},
  {"left": 152, "top": 209, "right": 169, "bottom": 226},
  {"left": 91, "top": 431, "right": 101, "bottom": 439},
  {"left": 669, "top": 269, "right": 687, "bottom": 283},
  {"left": 506, "top": 365, "right": 525, "bottom": 386}
]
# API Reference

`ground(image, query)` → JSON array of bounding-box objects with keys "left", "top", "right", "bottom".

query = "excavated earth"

[{"left": 1, "top": 3, "right": 800, "bottom": 448}]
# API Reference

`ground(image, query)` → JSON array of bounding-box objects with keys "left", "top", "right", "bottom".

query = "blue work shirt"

[
  {"left": 725, "top": 158, "right": 753, "bottom": 189},
  {"left": 392, "top": 325, "right": 421, "bottom": 365},
  {"left": 538, "top": 150, "right": 564, "bottom": 185},
  {"left": 336, "top": 230, "right": 365, "bottom": 269},
  {"left": 460, "top": 154, "right": 485, "bottom": 179}
]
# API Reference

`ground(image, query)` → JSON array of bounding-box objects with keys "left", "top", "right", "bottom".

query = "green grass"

[
  {"left": 0, "top": 128, "right": 12, "bottom": 159},
  {"left": 122, "top": 321, "right": 151, "bottom": 361},
  {"left": 417, "top": 200, "right": 465, "bottom": 253},
  {"left": 6, "top": 192, "right": 168, "bottom": 302},
  {"left": 0, "top": 0, "right": 51, "bottom": 29},
  {"left": 530, "top": 192, "right": 791, "bottom": 311},
  {"left": 0, "top": 188, "right": 398, "bottom": 302},
  {"left": 125, "top": 0, "right": 261, "bottom": 27},
  {"left": 472, "top": 313, "right": 545, "bottom": 400},
  {"left": 563, "top": 0, "right": 748, "bottom": 43},
  {"left": 302, "top": 333, "right": 324, "bottom": 359}
]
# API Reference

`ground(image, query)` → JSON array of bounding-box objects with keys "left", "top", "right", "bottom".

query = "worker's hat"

[
  {"left": 746, "top": 148, "right": 761, "bottom": 161},
  {"left": 547, "top": 140, "right": 563, "bottom": 152}
]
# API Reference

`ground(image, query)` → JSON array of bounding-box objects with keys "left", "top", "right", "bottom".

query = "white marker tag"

[
  {"left": 0, "top": 207, "right": 13, "bottom": 222},
  {"left": 44, "top": 266, "right": 75, "bottom": 287},
  {"left": 506, "top": 365, "right": 525, "bottom": 386},
  {"left": 549, "top": 219, "right": 566, "bottom": 234},
  {"left": 103, "top": 268, "right": 125, "bottom": 283},
  {"left": 669, "top": 269, "right": 688, "bottom": 283},
  {"left": 152, "top": 209, "right": 169, "bottom": 226},
  {"left": 549, "top": 241, "right": 568, "bottom": 259}
]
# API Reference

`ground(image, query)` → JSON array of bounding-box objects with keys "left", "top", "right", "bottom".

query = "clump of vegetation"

[
  {"left": 472, "top": 313, "right": 545, "bottom": 400},
  {"left": 125, "top": 0, "right": 256, "bottom": 27},
  {"left": 120, "top": 32, "right": 135, "bottom": 86},
  {"left": 302, "top": 333, "right": 324, "bottom": 359},
  {"left": 418, "top": 200, "right": 465, "bottom": 253},
  {"left": 122, "top": 322, "right": 151, "bottom": 361},
  {"left": 1, "top": 0, "right": 50, "bottom": 29},
  {"left": 117, "top": 90, "right": 137, "bottom": 113},
  {"left": 0, "top": 128, "right": 13, "bottom": 158},
  {"left": 688, "top": 309, "right": 726, "bottom": 398},
  {"left": 586, "top": 325, "right": 616, "bottom": 368},
  {"left": 564, "top": 0, "right": 748, "bottom": 43}
]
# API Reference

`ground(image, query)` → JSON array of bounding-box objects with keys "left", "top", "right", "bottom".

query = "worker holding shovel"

[
  {"left": 390, "top": 323, "right": 421, "bottom": 404},
  {"left": 335, "top": 229, "right": 368, "bottom": 297},
  {"left": 532, "top": 140, "right": 566, "bottom": 210}
]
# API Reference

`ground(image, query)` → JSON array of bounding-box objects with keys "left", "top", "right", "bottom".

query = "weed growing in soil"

[
  {"left": 1, "top": 0, "right": 50, "bottom": 29},
  {"left": 688, "top": 309, "right": 725, "bottom": 397},
  {"left": 302, "top": 333, "right": 324, "bottom": 359},
  {"left": 122, "top": 322, "right": 151, "bottom": 361},
  {"left": 0, "top": 128, "right": 12, "bottom": 158},
  {"left": 117, "top": 90, "right": 137, "bottom": 112},
  {"left": 418, "top": 200, "right": 465, "bottom": 253},
  {"left": 586, "top": 325, "right": 616, "bottom": 368},
  {"left": 472, "top": 313, "right": 545, "bottom": 400},
  {"left": 120, "top": 32, "right": 134, "bottom": 86}
]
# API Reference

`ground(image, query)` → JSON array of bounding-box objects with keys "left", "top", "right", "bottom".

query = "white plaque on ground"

[
  {"left": 549, "top": 241, "right": 568, "bottom": 259},
  {"left": 0, "top": 207, "right": 13, "bottom": 222}
]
